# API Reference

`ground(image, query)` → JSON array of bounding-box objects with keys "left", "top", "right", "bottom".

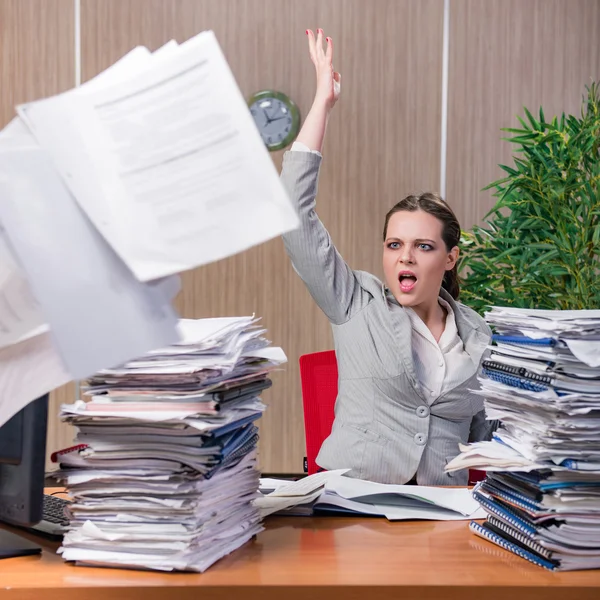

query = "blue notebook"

[
  {"left": 482, "top": 368, "right": 549, "bottom": 392},
  {"left": 492, "top": 334, "right": 557, "bottom": 346},
  {"left": 484, "top": 516, "right": 554, "bottom": 561},
  {"left": 472, "top": 489, "right": 538, "bottom": 536},
  {"left": 470, "top": 521, "right": 557, "bottom": 570},
  {"left": 479, "top": 480, "right": 543, "bottom": 514}
]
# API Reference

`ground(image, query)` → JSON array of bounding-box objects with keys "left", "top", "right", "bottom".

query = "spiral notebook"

[
  {"left": 469, "top": 521, "right": 558, "bottom": 570},
  {"left": 482, "top": 360, "right": 553, "bottom": 384},
  {"left": 482, "top": 367, "right": 549, "bottom": 393},
  {"left": 478, "top": 480, "right": 543, "bottom": 515},
  {"left": 484, "top": 516, "right": 554, "bottom": 560},
  {"left": 492, "top": 335, "right": 557, "bottom": 347},
  {"left": 472, "top": 489, "right": 538, "bottom": 536},
  {"left": 483, "top": 360, "right": 600, "bottom": 394}
]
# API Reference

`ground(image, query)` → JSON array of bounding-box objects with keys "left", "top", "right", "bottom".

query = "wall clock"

[{"left": 248, "top": 90, "right": 300, "bottom": 151}]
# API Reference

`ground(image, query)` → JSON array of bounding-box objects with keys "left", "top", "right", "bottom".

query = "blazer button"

[
  {"left": 416, "top": 405, "right": 430, "bottom": 418},
  {"left": 414, "top": 432, "right": 427, "bottom": 446}
]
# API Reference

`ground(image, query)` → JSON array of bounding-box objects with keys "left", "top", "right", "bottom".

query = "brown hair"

[{"left": 382, "top": 192, "right": 461, "bottom": 300}]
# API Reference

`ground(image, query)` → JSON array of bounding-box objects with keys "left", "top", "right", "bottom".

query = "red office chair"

[
  {"left": 298, "top": 350, "right": 486, "bottom": 484},
  {"left": 299, "top": 351, "right": 338, "bottom": 475}
]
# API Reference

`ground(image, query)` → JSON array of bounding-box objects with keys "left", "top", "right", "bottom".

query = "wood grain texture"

[
  {"left": 2, "top": 515, "right": 600, "bottom": 599},
  {"left": 447, "top": 0, "right": 600, "bottom": 230},
  {"left": 80, "top": 0, "right": 444, "bottom": 473},
  {"left": 0, "top": 0, "right": 76, "bottom": 469}
]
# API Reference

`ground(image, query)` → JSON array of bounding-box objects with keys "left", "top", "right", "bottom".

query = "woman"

[{"left": 281, "top": 29, "right": 494, "bottom": 486}]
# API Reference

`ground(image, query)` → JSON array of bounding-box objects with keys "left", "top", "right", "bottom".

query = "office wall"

[
  {"left": 0, "top": 0, "right": 598, "bottom": 473},
  {"left": 447, "top": 0, "right": 600, "bottom": 228}
]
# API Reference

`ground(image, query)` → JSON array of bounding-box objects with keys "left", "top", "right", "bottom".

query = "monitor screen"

[{"left": 0, "top": 394, "right": 48, "bottom": 558}]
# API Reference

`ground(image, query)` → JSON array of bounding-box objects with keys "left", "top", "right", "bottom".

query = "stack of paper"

[
  {"left": 446, "top": 306, "right": 600, "bottom": 571},
  {"left": 0, "top": 29, "right": 297, "bottom": 427},
  {"left": 55, "top": 317, "right": 286, "bottom": 572}
]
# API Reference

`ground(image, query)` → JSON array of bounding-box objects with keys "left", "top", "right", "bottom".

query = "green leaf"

[
  {"left": 516, "top": 115, "right": 531, "bottom": 131},
  {"left": 503, "top": 133, "right": 539, "bottom": 145},
  {"left": 498, "top": 164, "right": 519, "bottom": 177},
  {"left": 502, "top": 127, "right": 530, "bottom": 135},
  {"left": 524, "top": 106, "right": 541, "bottom": 131}
]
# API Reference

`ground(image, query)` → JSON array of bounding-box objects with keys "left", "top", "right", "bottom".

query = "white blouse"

[{"left": 405, "top": 298, "right": 474, "bottom": 401}]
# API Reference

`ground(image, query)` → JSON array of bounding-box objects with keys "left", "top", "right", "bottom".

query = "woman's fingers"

[
  {"left": 325, "top": 36, "right": 333, "bottom": 62},
  {"left": 306, "top": 29, "right": 317, "bottom": 65},
  {"left": 308, "top": 28, "right": 335, "bottom": 70},
  {"left": 316, "top": 28, "right": 325, "bottom": 60}
]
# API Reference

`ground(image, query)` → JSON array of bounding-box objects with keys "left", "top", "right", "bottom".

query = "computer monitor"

[{"left": 0, "top": 394, "right": 48, "bottom": 558}]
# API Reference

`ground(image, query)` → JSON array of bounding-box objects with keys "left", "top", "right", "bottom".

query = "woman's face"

[{"left": 382, "top": 209, "right": 458, "bottom": 308}]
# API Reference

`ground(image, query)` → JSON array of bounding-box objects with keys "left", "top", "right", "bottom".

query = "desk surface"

[{"left": 2, "top": 515, "right": 600, "bottom": 600}]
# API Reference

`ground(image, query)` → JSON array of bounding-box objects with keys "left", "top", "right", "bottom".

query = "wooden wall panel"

[
  {"left": 0, "top": 0, "right": 76, "bottom": 469},
  {"left": 81, "top": 0, "right": 444, "bottom": 473},
  {"left": 447, "top": 0, "right": 600, "bottom": 230}
]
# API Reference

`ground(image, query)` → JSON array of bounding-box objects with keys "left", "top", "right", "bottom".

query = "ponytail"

[{"left": 442, "top": 265, "right": 460, "bottom": 300}]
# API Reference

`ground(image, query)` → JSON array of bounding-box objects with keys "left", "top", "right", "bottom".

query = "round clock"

[{"left": 248, "top": 90, "right": 300, "bottom": 151}]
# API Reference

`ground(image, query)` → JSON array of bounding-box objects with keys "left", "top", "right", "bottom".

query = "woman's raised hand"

[{"left": 306, "top": 29, "right": 341, "bottom": 110}]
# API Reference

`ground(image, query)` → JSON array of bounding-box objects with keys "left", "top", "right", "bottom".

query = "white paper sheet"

[
  {"left": 0, "top": 230, "right": 45, "bottom": 348},
  {"left": 0, "top": 145, "right": 180, "bottom": 379},
  {"left": 564, "top": 339, "right": 600, "bottom": 368},
  {"left": 315, "top": 492, "right": 487, "bottom": 521},
  {"left": 0, "top": 330, "right": 71, "bottom": 427},
  {"left": 324, "top": 474, "right": 483, "bottom": 516},
  {"left": 268, "top": 469, "right": 351, "bottom": 498}
]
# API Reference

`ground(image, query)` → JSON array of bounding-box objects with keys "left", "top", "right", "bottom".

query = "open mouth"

[{"left": 398, "top": 272, "right": 417, "bottom": 293}]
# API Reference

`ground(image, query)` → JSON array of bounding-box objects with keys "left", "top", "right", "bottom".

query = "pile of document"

[
  {"left": 0, "top": 30, "right": 297, "bottom": 428},
  {"left": 446, "top": 306, "right": 600, "bottom": 571},
  {"left": 256, "top": 471, "right": 485, "bottom": 521},
  {"left": 55, "top": 316, "right": 287, "bottom": 572}
]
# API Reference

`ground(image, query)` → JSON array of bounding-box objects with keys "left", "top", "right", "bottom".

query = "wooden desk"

[{"left": 2, "top": 516, "right": 600, "bottom": 600}]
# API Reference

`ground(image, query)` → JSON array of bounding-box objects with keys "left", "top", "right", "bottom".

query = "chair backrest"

[
  {"left": 298, "top": 350, "right": 338, "bottom": 475},
  {"left": 298, "top": 349, "right": 485, "bottom": 484}
]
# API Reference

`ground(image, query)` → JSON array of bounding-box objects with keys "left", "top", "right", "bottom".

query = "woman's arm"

[
  {"left": 296, "top": 29, "right": 340, "bottom": 152},
  {"left": 281, "top": 30, "right": 369, "bottom": 325}
]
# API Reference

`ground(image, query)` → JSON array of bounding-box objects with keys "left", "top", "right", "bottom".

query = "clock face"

[{"left": 248, "top": 91, "right": 300, "bottom": 151}]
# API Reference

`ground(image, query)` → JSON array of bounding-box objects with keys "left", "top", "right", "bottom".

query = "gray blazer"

[{"left": 281, "top": 150, "right": 494, "bottom": 486}]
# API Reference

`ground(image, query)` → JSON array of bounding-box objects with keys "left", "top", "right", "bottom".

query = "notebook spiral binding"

[
  {"left": 486, "top": 516, "right": 553, "bottom": 560},
  {"left": 470, "top": 521, "right": 557, "bottom": 571},
  {"left": 482, "top": 360, "right": 553, "bottom": 384},
  {"left": 472, "top": 490, "right": 537, "bottom": 536},
  {"left": 480, "top": 481, "right": 541, "bottom": 513},
  {"left": 482, "top": 368, "right": 549, "bottom": 392},
  {"left": 492, "top": 335, "right": 557, "bottom": 347}
]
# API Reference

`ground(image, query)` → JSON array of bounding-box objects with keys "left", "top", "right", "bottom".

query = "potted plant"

[{"left": 459, "top": 83, "right": 600, "bottom": 314}]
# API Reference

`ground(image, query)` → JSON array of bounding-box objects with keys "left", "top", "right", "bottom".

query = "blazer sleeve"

[{"left": 280, "top": 150, "right": 371, "bottom": 325}]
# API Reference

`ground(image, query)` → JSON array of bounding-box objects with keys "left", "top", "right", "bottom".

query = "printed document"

[{"left": 18, "top": 30, "right": 299, "bottom": 282}]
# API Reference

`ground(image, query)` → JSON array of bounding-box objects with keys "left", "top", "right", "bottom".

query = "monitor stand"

[{"left": 0, "top": 529, "right": 41, "bottom": 559}]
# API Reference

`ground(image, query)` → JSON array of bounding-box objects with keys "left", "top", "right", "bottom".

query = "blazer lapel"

[{"left": 381, "top": 285, "right": 429, "bottom": 403}]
